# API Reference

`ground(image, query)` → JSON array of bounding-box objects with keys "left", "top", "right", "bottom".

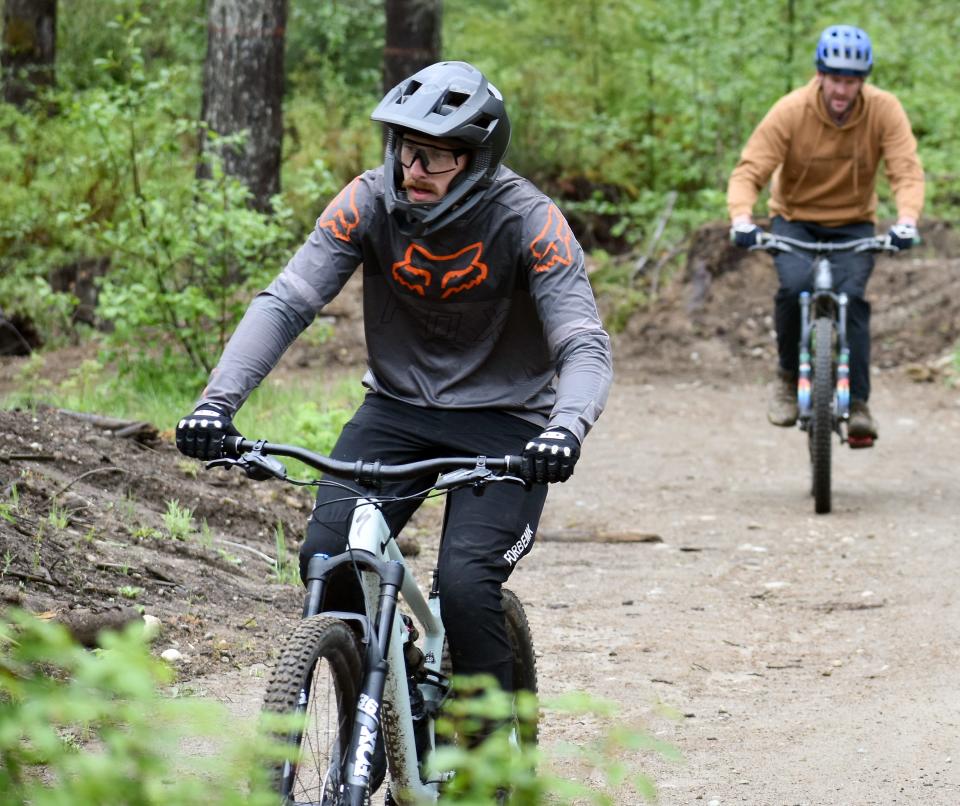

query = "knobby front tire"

[
  {"left": 262, "top": 616, "right": 364, "bottom": 805},
  {"left": 811, "top": 316, "right": 835, "bottom": 514}
]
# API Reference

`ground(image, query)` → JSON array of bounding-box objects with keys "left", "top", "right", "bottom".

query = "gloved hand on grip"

[
  {"left": 175, "top": 403, "right": 240, "bottom": 460},
  {"left": 521, "top": 427, "right": 580, "bottom": 484},
  {"left": 730, "top": 221, "right": 762, "bottom": 249},
  {"left": 887, "top": 223, "right": 918, "bottom": 251}
]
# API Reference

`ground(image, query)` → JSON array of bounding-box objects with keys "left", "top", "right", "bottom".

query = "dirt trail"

[
  {"left": 528, "top": 373, "right": 960, "bottom": 805},
  {"left": 173, "top": 370, "right": 960, "bottom": 805}
]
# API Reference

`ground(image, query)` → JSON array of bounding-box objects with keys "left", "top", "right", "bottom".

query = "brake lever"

[
  {"left": 206, "top": 456, "right": 241, "bottom": 472},
  {"left": 238, "top": 451, "right": 288, "bottom": 481},
  {"left": 205, "top": 452, "right": 287, "bottom": 481}
]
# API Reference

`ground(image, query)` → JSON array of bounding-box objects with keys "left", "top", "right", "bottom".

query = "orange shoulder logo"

[
  {"left": 530, "top": 203, "right": 574, "bottom": 273},
  {"left": 318, "top": 177, "right": 362, "bottom": 242},
  {"left": 391, "top": 243, "right": 488, "bottom": 299}
]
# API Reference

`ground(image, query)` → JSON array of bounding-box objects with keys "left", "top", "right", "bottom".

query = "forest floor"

[{"left": 2, "top": 222, "right": 959, "bottom": 805}]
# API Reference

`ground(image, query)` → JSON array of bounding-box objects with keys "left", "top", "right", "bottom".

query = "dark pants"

[
  {"left": 771, "top": 216, "right": 876, "bottom": 402},
  {"left": 300, "top": 394, "right": 548, "bottom": 691}
]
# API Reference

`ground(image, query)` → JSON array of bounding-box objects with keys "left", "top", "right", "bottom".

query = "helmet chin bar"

[{"left": 383, "top": 126, "right": 495, "bottom": 237}]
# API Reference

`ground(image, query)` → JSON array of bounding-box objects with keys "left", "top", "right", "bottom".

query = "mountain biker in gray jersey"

[{"left": 176, "top": 61, "right": 613, "bottom": 698}]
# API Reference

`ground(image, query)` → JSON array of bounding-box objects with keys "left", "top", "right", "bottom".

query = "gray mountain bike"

[
  {"left": 208, "top": 436, "right": 538, "bottom": 805},
  {"left": 751, "top": 233, "right": 899, "bottom": 514}
]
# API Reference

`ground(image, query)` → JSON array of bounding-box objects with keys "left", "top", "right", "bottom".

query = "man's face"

[
  {"left": 818, "top": 72, "right": 864, "bottom": 121},
  {"left": 397, "top": 133, "right": 470, "bottom": 203}
]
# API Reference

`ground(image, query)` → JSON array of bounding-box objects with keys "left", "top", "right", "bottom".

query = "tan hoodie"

[{"left": 727, "top": 77, "right": 924, "bottom": 226}]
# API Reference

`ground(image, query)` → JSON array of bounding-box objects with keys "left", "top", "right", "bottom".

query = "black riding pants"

[
  {"left": 299, "top": 394, "right": 548, "bottom": 692},
  {"left": 771, "top": 216, "right": 876, "bottom": 402}
]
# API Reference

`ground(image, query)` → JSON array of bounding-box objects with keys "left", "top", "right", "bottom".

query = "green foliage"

[
  {"left": 430, "top": 675, "right": 678, "bottom": 804},
  {"left": 1, "top": 5, "right": 297, "bottom": 375},
  {"left": 0, "top": 608, "right": 279, "bottom": 805},
  {"left": 271, "top": 521, "right": 300, "bottom": 586},
  {"left": 4, "top": 0, "right": 959, "bottom": 366},
  {"left": 444, "top": 0, "right": 960, "bottom": 251},
  {"left": 162, "top": 499, "right": 195, "bottom": 541}
]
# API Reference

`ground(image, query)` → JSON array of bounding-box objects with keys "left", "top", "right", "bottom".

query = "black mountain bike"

[
  {"left": 751, "top": 233, "right": 899, "bottom": 514},
  {"left": 208, "top": 436, "right": 538, "bottom": 805}
]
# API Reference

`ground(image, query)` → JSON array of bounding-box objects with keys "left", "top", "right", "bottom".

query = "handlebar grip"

[
  {"left": 223, "top": 435, "right": 246, "bottom": 457},
  {"left": 504, "top": 455, "right": 523, "bottom": 476}
]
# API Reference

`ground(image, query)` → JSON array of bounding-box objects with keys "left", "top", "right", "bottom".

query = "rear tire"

[
  {"left": 262, "top": 616, "right": 364, "bottom": 805},
  {"left": 439, "top": 588, "right": 539, "bottom": 745},
  {"left": 502, "top": 587, "right": 538, "bottom": 745},
  {"left": 811, "top": 316, "right": 835, "bottom": 514}
]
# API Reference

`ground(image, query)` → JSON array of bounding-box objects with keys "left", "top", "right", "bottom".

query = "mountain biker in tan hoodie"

[{"left": 727, "top": 24, "right": 924, "bottom": 440}]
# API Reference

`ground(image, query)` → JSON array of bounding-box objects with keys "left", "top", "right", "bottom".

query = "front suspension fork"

[
  {"left": 835, "top": 293, "right": 850, "bottom": 419},
  {"left": 798, "top": 292, "right": 812, "bottom": 417}
]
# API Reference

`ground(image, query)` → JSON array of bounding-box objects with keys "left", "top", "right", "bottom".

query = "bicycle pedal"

[{"left": 847, "top": 435, "right": 875, "bottom": 449}]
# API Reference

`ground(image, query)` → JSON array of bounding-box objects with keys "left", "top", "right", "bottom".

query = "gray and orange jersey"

[{"left": 199, "top": 166, "right": 612, "bottom": 442}]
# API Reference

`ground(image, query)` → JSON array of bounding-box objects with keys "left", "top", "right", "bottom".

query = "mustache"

[{"left": 402, "top": 178, "right": 437, "bottom": 192}]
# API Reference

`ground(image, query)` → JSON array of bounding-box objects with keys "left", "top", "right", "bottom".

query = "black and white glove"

[
  {"left": 175, "top": 403, "right": 240, "bottom": 460},
  {"left": 887, "top": 223, "right": 918, "bottom": 251},
  {"left": 730, "top": 221, "right": 762, "bottom": 249},
  {"left": 521, "top": 427, "right": 581, "bottom": 484}
]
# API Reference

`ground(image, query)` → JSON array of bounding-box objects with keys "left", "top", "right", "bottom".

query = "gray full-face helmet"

[{"left": 371, "top": 61, "right": 511, "bottom": 236}]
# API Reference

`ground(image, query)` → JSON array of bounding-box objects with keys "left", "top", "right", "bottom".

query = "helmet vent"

[
  {"left": 399, "top": 81, "right": 422, "bottom": 103},
  {"left": 473, "top": 113, "right": 495, "bottom": 132},
  {"left": 438, "top": 90, "right": 470, "bottom": 115}
]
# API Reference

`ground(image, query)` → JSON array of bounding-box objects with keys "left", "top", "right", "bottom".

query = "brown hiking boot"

[
  {"left": 848, "top": 399, "right": 878, "bottom": 440},
  {"left": 767, "top": 369, "right": 798, "bottom": 427}
]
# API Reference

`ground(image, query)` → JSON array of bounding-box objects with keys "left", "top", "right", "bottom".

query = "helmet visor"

[{"left": 396, "top": 136, "right": 468, "bottom": 175}]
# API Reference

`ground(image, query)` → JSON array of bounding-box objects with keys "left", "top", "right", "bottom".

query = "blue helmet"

[{"left": 815, "top": 25, "right": 873, "bottom": 76}]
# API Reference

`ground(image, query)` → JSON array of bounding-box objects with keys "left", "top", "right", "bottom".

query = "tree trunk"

[
  {"left": 383, "top": 0, "right": 441, "bottom": 93},
  {"left": 199, "top": 0, "right": 287, "bottom": 213},
  {"left": 2, "top": 0, "right": 56, "bottom": 106}
]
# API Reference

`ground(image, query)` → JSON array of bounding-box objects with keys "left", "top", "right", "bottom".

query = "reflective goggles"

[{"left": 396, "top": 137, "right": 468, "bottom": 175}]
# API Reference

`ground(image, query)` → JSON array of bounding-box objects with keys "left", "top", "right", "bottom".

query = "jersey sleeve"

[
  {"left": 523, "top": 199, "right": 613, "bottom": 442},
  {"left": 198, "top": 174, "right": 377, "bottom": 413}
]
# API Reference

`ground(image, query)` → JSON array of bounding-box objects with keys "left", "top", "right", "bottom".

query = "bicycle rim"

[
  {"left": 262, "top": 616, "right": 363, "bottom": 805},
  {"left": 811, "top": 316, "right": 834, "bottom": 514}
]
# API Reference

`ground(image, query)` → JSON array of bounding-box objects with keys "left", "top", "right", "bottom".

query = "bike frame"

[
  {"left": 214, "top": 442, "right": 521, "bottom": 806},
  {"left": 296, "top": 499, "right": 447, "bottom": 806}
]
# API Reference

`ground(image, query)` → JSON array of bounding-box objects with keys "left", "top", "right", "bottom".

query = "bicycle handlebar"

[
  {"left": 751, "top": 232, "right": 899, "bottom": 255},
  {"left": 221, "top": 435, "right": 524, "bottom": 484}
]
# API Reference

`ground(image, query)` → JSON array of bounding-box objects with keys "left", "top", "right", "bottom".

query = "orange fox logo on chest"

[{"left": 392, "top": 242, "right": 489, "bottom": 299}]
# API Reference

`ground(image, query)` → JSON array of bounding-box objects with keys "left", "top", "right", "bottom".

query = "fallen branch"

[
  {"left": 537, "top": 529, "right": 663, "bottom": 544},
  {"left": 649, "top": 236, "right": 690, "bottom": 297},
  {"left": 631, "top": 190, "right": 678, "bottom": 283},
  {"left": 51, "top": 466, "right": 126, "bottom": 499},
  {"left": 54, "top": 409, "right": 159, "bottom": 442},
  {"left": 0, "top": 453, "right": 56, "bottom": 463},
  {"left": 3, "top": 568, "right": 57, "bottom": 586},
  {"left": 215, "top": 538, "right": 276, "bottom": 565}
]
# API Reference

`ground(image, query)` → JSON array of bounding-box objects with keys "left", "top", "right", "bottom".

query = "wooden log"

[
  {"left": 55, "top": 606, "right": 144, "bottom": 647},
  {"left": 54, "top": 409, "right": 159, "bottom": 442},
  {"left": 537, "top": 529, "right": 663, "bottom": 544}
]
